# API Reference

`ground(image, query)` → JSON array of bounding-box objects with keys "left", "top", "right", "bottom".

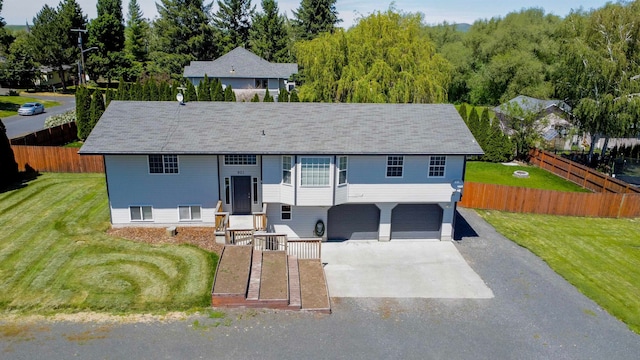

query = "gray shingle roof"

[
  {"left": 183, "top": 47, "right": 297, "bottom": 79},
  {"left": 79, "top": 101, "right": 483, "bottom": 156},
  {"left": 493, "top": 95, "right": 572, "bottom": 115}
]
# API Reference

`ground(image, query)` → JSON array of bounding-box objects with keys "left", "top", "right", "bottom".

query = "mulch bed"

[
  {"left": 108, "top": 227, "right": 224, "bottom": 255},
  {"left": 298, "top": 259, "right": 330, "bottom": 310},
  {"left": 259, "top": 252, "right": 288, "bottom": 300},
  {"left": 212, "top": 246, "right": 252, "bottom": 295}
]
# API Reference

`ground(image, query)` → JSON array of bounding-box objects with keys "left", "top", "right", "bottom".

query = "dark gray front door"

[{"left": 232, "top": 176, "right": 252, "bottom": 215}]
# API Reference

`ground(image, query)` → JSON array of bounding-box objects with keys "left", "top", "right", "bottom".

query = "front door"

[{"left": 232, "top": 176, "right": 252, "bottom": 215}]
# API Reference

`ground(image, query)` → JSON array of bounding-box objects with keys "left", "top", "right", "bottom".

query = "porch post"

[
  {"left": 439, "top": 202, "right": 455, "bottom": 241},
  {"left": 376, "top": 203, "right": 396, "bottom": 242}
]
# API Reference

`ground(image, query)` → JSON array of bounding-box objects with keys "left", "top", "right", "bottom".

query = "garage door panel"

[
  {"left": 391, "top": 204, "right": 442, "bottom": 240},
  {"left": 328, "top": 204, "right": 380, "bottom": 241}
]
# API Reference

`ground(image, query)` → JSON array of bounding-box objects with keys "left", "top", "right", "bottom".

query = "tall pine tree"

[
  {"left": 87, "top": 0, "right": 129, "bottom": 84},
  {"left": 292, "top": 0, "right": 340, "bottom": 41},
  {"left": 76, "top": 86, "right": 93, "bottom": 139},
  {"left": 212, "top": 0, "right": 255, "bottom": 53},
  {"left": 249, "top": 0, "right": 289, "bottom": 62}
]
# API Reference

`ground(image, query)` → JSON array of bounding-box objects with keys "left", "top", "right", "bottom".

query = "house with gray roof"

[
  {"left": 183, "top": 47, "right": 297, "bottom": 102},
  {"left": 80, "top": 101, "right": 482, "bottom": 241},
  {"left": 493, "top": 95, "right": 575, "bottom": 149}
]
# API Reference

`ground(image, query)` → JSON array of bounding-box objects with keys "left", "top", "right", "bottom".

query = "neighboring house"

[
  {"left": 36, "top": 65, "right": 74, "bottom": 89},
  {"left": 494, "top": 95, "right": 575, "bottom": 150},
  {"left": 79, "top": 102, "right": 483, "bottom": 241},
  {"left": 183, "top": 47, "right": 298, "bottom": 102}
]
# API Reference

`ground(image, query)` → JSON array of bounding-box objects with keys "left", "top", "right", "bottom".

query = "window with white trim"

[
  {"left": 130, "top": 206, "right": 153, "bottom": 221},
  {"left": 386, "top": 156, "right": 404, "bottom": 177},
  {"left": 149, "top": 155, "right": 178, "bottom": 174},
  {"left": 338, "top": 156, "right": 348, "bottom": 185},
  {"left": 300, "top": 157, "right": 331, "bottom": 187},
  {"left": 179, "top": 206, "right": 202, "bottom": 221},
  {"left": 282, "top": 156, "right": 292, "bottom": 185},
  {"left": 429, "top": 156, "right": 446, "bottom": 177},
  {"left": 224, "top": 155, "right": 257, "bottom": 165},
  {"left": 281, "top": 205, "right": 292, "bottom": 220}
]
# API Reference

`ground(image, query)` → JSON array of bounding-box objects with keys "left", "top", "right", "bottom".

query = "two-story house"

[
  {"left": 183, "top": 47, "right": 298, "bottom": 102},
  {"left": 79, "top": 102, "right": 483, "bottom": 241}
]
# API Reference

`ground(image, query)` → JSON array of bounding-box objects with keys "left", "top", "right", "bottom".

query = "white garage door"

[
  {"left": 391, "top": 204, "right": 442, "bottom": 240},
  {"left": 328, "top": 204, "right": 380, "bottom": 241}
]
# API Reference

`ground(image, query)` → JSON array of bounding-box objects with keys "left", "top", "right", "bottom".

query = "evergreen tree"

[
  {"left": 249, "top": 0, "right": 289, "bottom": 62},
  {"left": 292, "top": 0, "right": 341, "bottom": 41},
  {"left": 212, "top": 0, "right": 255, "bottom": 53},
  {"left": 141, "top": 80, "right": 151, "bottom": 100},
  {"left": 89, "top": 89, "right": 106, "bottom": 133},
  {"left": 458, "top": 103, "right": 468, "bottom": 123},
  {"left": 211, "top": 79, "right": 224, "bottom": 101},
  {"left": 263, "top": 88, "right": 274, "bottom": 102},
  {"left": 125, "top": 0, "right": 149, "bottom": 63},
  {"left": 224, "top": 85, "right": 236, "bottom": 101},
  {"left": 76, "top": 86, "right": 92, "bottom": 139},
  {"left": 467, "top": 108, "right": 480, "bottom": 139},
  {"left": 130, "top": 79, "right": 143, "bottom": 100},
  {"left": 477, "top": 108, "right": 491, "bottom": 152},
  {"left": 289, "top": 89, "right": 299, "bottom": 102},
  {"left": 278, "top": 88, "right": 289, "bottom": 102},
  {"left": 105, "top": 88, "right": 115, "bottom": 106},
  {"left": 87, "top": 0, "right": 129, "bottom": 84},
  {"left": 185, "top": 81, "right": 197, "bottom": 102},
  {"left": 0, "top": 118, "right": 19, "bottom": 189},
  {"left": 30, "top": 1, "right": 86, "bottom": 91},
  {"left": 152, "top": 0, "right": 216, "bottom": 77},
  {"left": 116, "top": 78, "right": 127, "bottom": 100},
  {"left": 198, "top": 75, "right": 212, "bottom": 101},
  {"left": 251, "top": 93, "right": 260, "bottom": 102}
]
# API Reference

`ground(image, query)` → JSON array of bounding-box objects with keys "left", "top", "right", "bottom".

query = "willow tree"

[
  {"left": 555, "top": 3, "right": 640, "bottom": 160},
  {"left": 295, "top": 11, "right": 451, "bottom": 103}
]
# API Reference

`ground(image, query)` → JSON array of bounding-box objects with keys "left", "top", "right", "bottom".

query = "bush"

[
  {"left": 44, "top": 110, "right": 76, "bottom": 128},
  {"left": 7, "top": 90, "right": 20, "bottom": 96}
]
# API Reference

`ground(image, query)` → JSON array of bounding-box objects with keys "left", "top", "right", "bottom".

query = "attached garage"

[
  {"left": 328, "top": 204, "right": 380, "bottom": 241},
  {"left": 390, "top": 204, "right": 443, "bottom": 240}
]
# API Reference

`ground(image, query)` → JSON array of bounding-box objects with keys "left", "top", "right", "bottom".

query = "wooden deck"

[{"left": 211, "top": 245, "right": 330, "bottom": 313}]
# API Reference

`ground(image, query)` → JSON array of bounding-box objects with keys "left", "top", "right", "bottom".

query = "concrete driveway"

[{"left": 322, "top": 240, "right": 494, "bottom": 298}]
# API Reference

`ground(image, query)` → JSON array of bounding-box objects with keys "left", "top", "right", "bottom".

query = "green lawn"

[
  {"left": 0, "top": 96, "right": 61, "bottom": 118},
  {"left": 0, "top": 173, "right": 217, "bottom": 315},
  {"left": 466, "top": 161, "right": 591, "bottom": 192},
  {"left": 478, "top": 210, "right": 640, "bottom": 334}
]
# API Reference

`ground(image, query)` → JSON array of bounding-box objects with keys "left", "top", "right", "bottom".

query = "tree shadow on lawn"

[
  {"left": 454, "top": 210, "right": 479, "bottom": 241},
  {"left": 0, "top": 101, "right": 21, "bottom": 112},
  {"left": 0, "top": 166, "right": 40, "bottom": 194}
]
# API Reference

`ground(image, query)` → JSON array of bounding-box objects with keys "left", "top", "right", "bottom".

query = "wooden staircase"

[{"left": 211, "top": 245, "right": 330, "bottom": 313}]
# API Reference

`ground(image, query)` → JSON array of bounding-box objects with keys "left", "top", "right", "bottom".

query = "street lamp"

[{"left": 71, "top": 28, "right": 98, "bottom": 85}]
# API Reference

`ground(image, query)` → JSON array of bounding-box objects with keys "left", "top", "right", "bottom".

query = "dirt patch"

[
  {"left": 260, "top": 252, "right": 288, "bottom": 300},
  {"left": 108, "top": 227, "right": 223, "bottom": 255},
  {"left": 213, "top": 246, "right": 252, "bottom": 295},
  {"left": 64, "top": 325, "right": 112, "bottom": 343},
  {"left": 298, "top": 260, "right": 330, "bottom": 310}
]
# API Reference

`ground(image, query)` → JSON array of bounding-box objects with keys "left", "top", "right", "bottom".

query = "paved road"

[
  {"left": 1, "top": 208, "right": 638, "bottom": 359},
  {"left": 3, "top": 94, "right": 76, "bottom": 139}
]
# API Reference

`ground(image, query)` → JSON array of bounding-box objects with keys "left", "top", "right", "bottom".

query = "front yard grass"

[
  {"left": 478, "top": 210, "right": 640, "bottom": 334},
  {"left": 466, "top": 161, "right": 590, "bottom": 192},
  {"left": 0, "top": 173, "right": 217, "bottom": 315},
  {"left": 0, "top": 96, "right": 61, "bottom": 118}
]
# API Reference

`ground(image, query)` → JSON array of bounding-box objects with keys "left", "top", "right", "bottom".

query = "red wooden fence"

[
  {"left": 11, "top": 145, "right": 104, "bottom": 173},
  {"left": 459, "top": 182, "right": 640, "bottom": 218},
  {"left": 10, "top": 122, "right": 78, "bottom": 146}
]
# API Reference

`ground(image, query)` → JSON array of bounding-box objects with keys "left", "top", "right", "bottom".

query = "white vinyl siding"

[
  {"left": 179, "top": 206, "right": 202, "bottom": 221},
  {"left": 301, "top": 157, "right": 331, "bottom": 187},
  {"left": 130, "top": 206, "right": 153, "bottom": 221},
  {"left": 428, "top": 156, "right": 446, "bottom": 177}
]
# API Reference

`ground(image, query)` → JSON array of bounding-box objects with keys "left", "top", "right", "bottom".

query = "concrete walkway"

[{"left": 322, "top": 240, "right": 494, "bottom": 298}]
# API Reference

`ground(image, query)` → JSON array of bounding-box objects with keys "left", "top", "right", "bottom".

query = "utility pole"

[{"left": 71, "top": 29, "right": 87, "bottom": 85}]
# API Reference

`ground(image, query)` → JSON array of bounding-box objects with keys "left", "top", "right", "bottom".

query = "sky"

[{"left": 2, "top": 0, "right": 615, "bottom": 28}]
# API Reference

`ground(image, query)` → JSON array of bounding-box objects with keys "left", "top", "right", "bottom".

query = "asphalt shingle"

[{"left": 79, "top": 101, "right": 484, "bottom": 156}]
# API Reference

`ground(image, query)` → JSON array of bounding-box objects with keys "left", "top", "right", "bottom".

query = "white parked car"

[{"left": 18, "top": 102, "right": 45, "bottom": 116}]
